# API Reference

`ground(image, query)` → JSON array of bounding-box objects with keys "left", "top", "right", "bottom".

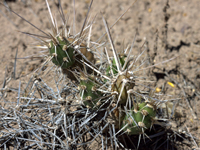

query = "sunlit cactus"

[
  {"left": 122, "top": 102, "right": 156, "bottom": 135},
  {"left": 49, "top": 36, "right": 95, "bottom": 80},
  {"left": 79, "top": 72, "right": 103, "bottom": 109},
  {"left": 1, "top": 0, "right": 194, "bottom": 149},
  {"left": 49, "top": 36, "right": 95, "bottom": 68},
  {"left": 111, "top": 73, "right": 135, "bottom": 104},
  {"left": 49, "top": 36, "right": 75, "bottom": 69}
]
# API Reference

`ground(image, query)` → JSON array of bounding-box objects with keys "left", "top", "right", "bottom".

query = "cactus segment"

[
  {"left": 111, "top": 73, "right": 135, "bottom": 104},
  {"left": 49, "top": 37, "right": 95, "bottom": 81},
  {"left": 106, "top": 54, "right": 134, "bottom": 104},
  {"left": 139, "top": 103, "right": 156, "bottom": 118},
  {"left": 79, "top": 76, "right": 103, "bottom": 108},
  {"left": 49, "top": 37, "right": 75, "bottom": 69},
  {"left": 122, "top": 102, "right": 156, "bottom": 135}
]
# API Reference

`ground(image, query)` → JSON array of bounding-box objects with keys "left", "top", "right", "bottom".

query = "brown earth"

[{"left": 0, "top": 0, "right": 200, "bottom": 149}]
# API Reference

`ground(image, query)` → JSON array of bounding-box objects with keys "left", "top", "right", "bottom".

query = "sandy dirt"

[{"left": 0, "top": 0, "right": 200, "bottom": 149}]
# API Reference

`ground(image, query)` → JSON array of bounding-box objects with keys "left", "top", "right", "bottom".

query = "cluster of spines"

[{"left": 106, "top": 54, "right": 127, "bottom": 76}]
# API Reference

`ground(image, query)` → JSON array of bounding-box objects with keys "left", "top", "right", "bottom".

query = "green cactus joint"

[
  {"left": 122, "top": 102, "right": 156, "bottom": 135},
  {"left": 139, "top": 102, "right": 156, "bottom": 118},
  {"left": 79, "top": 78, "right": 103, "bottom": 109},
  {"left": 49, "top": 36, "right": 75, "bottom": 69}
]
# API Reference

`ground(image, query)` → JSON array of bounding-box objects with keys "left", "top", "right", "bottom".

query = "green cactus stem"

[
  {"left": 49, "top": 36, "right": 96, "bottom": 80},
  {"left": 49, "top": 36, "right": 75, "bottom": 69},
  {"left": 49, "top": 36, "right": 95, "bottom": 69},
  {"left": 79, "top": 74, "right": 103, "bottom": 109},
  {"left": 122, "top": 102, "right": 156, "bottom": 135}
]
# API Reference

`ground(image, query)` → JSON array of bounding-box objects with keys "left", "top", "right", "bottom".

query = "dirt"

[{"left": 0, "top": 0, "right": 199, "bottom": 149}]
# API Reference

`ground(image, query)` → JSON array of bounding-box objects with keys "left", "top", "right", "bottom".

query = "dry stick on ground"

[{"left": 13, "top": 48, "right": 18, "bottom": 80}]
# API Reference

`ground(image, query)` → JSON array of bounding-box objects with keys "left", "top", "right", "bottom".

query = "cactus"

[
  {"left": 111, "top": 73, "right": 135, "bottom": 104},
  {"left": 2, "top": 0, "right": 193, "bottom": 149},
  {"left": 49, "top": 36, "right": 75, "bottom": 69},
  {"left": 44, "top": 0, "right": 95, "bottom": 80},
  {"left": 49, "top": 36, "right": 95, "bottom": 68},
  {"left": 49, "top": 36, "right": 95, "bottom": 80},
  {"left": 79, "top": 72, "right": 103, "bottom": 109},
  {"left": 122, "top": 102, "right": 156, "bottom": 135}
]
